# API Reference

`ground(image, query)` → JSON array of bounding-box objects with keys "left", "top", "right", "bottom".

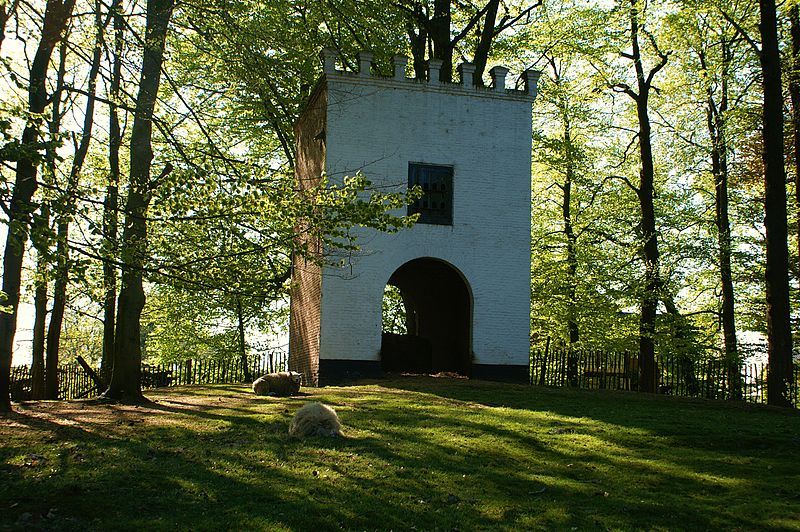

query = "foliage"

[
  {"left": 0, "top": 0, "right": 798, "bottom": 402},
  {"left": 522, "top": 0, "right": 781, "bottom": 363},
  {"left": 382, "top": 284, "right": 407, "bottom": 334},
  {"left": 141, "top": 286, "right": 233, "bottom": 362},
  {"left": 141, "top": 285, "right": 289, "bottom": 364},
  {"left": 528, "top": 45, "right": 640, "bottom": 350}
]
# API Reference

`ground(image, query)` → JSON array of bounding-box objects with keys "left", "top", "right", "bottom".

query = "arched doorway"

[{"left": 380, "top": 258, "right": 472, "bottom": 375}]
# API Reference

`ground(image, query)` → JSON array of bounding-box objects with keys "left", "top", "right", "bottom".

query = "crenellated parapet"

[{"left": 320, "top": 48, "right": 541, "bottom": 102}]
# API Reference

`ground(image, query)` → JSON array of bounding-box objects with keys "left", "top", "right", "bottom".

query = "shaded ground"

[{"left": 1, "top": 377, "right": 799, "bottom": 530}]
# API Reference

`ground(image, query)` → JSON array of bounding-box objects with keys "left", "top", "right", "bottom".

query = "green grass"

[{"left": 1, "top": 377, "right": 799, "bottom": 531}]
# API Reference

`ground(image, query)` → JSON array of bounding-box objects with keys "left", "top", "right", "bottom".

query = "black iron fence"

[
  {"left": 530, "top": 346, "right": 800, "bottom": 407},
  {"left": 9, "top": 351, "right": 288, "bottom": 401},
  {"left": 11, "top": 347, "right": 800, "bottom": 409}
]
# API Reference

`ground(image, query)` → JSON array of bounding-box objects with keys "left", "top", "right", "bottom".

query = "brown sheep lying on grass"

[
  {"left": 252, "top": 371, "right": 302, "bottom": 397},
  {"left": 289, "top": 402, "right": 342, "bottom": 438}
]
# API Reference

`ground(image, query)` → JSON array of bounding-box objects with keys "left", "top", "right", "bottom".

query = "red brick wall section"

[
  {"left": 289, "top": 252, "right": 321, "bottom": 386},
  {"left": 288, "top": 83, "right": 327, "bottom": 386}
]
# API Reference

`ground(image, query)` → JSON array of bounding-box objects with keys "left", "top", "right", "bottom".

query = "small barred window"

[{"left": 408, "top": 163, "right": 453, "bottom": 225}]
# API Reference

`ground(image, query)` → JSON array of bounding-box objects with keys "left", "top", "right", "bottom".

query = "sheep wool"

[
  {"left": 252, "top": 371, "right": 302, "bottom": 397},
  {"left": 289, "top": 402, "right": 342, "bottom": 438}
]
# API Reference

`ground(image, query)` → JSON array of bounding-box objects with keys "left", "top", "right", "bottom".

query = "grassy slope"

[{"left": 1, "top": 377, "right": 799, "bottom": 531}]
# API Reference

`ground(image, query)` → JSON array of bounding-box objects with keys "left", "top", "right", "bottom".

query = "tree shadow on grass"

[
  {"left": 375, "top": 375, "right": 799, "bottom": 432},
  {"left": 366, "top": 376, "right": 800, "bottom": 527},
  {"left": 1, "top": 403, "right": 583, "bottom": 530},
  {"left": 3, "top": 381, "right": 799, "bottom": 530}
]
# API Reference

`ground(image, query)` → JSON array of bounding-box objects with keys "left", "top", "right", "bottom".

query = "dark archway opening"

[{"left": 381, "top": 258, "right": 471, "bottom": 375}]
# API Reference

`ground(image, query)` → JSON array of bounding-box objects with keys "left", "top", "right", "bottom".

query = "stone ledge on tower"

[{"left": 319, "top": 48, "right": 541, "bottom": 102}]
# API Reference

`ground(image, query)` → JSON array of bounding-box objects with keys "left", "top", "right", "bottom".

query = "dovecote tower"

[{"left": 289, "top": 50, "right": 541, "bottom": 386}]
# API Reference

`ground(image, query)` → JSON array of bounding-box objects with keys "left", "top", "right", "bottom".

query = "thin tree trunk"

[
  {"left": 430, "top": 0, "right": 453, "bottom": 81},
  {"left": 30, "top": 260, "right": 48, "bottom": 399},
  {"left": 709, "top": 53, "right": 740, "bottom": 399},
  {"left": 30, "top": 204, "right": 49, "bottom": 399},
  {"left": 758, "top": 0, "right": 794, "bottom": 407},
  {"left": 791, "top": 5, "right": 800, "bottom": 264},
  {"left": 714, "top": 119, "right": 740, "bottom": 399},
  {"left": 101, "top": 0, "right": 123, "bottom": 384},
  {"left": 32, "top": 34, "right": 69, "bottom": 400},
  {"left": 101, "top": 192, "right": 118, "bottom": 384},
  {"left": 45, "top": 0, "right": 103, "bottom": 399},
  {"left": 472, "top": 0, "right": 500, "bottom": 86},
  {"left": 563, "top": 123, "right": 579, "bottom": 351},
  {"left": 236, "top": 297, "right": 252, "bottom": 382},
  {"left": 103, "top": 0, "right": 174, "bottom": 403},
  {"left": 0, "top": 0, "right": 75, "bottom": 412},
  {"left": 42, "top": 39, "right": 69, "bottom": 399},
  {"left": 558, "top": 86, "right": 580, "bottom": 386},
  {"left": 628, "top": 0, "right": 664, "bottom": 394},
  {"left": 45, "top": 220, "right": 68, "bottom": 399},
  {"left": 699, "top": 37, "right": 740, "bottom": 399}
]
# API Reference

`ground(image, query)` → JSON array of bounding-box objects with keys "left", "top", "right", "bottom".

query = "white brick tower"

[{"left": 290, "top": 50, "right": 540, "bottom": 385}]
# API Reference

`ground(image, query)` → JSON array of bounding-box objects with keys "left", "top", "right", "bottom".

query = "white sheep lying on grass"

[
  {"left": 252, "top": 371, "right": 302, "bottom": 397},
  {"left": 289, "top": 402, "right": 342, "bottom": 438}
]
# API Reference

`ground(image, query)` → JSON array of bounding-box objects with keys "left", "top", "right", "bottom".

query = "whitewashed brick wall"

[{"left": 317, "top": 68, "right": 534, "bottom": 369}]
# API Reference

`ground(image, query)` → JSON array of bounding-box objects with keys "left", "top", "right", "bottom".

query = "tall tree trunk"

[
  {"left": 30, "top": 205, "right": 51, "bottom": 400},
  {"left": 30, "top": 248, "right": 48, "bottom": 400},
  {"left": 711, "top": 113, "right": 740, "bottom": 398},
  {"left": 0, "top": 0, "right": 75, "bottom": 412},
  {"left": 44, "top": 0, "right": 103, "bottom": 399},
  {"left": 758, "top": 0, "right": 794, "bottom": 407},
  {"left": 562, "top": 120, "right": 579, "bottom": 351},
  {"left": 703, "top": 39, "right": 740, "bottom": 399},
  {"left": 791, "top": 5, "right": 800, "bottom": 264},
  {"left": 559, "top": 90, "right": 580, "bottom": 386},
  {"left": 102, "top": 0, "right": 124, "bottom": 384},
  {"left": 42, "top": 39, "right": 69, "bottom": 399},
  {"left": 103, "top": 0, "right": 174, "bottom": 403},
  {"left": 637, "top": 128, "right": 659, "bottom": 396},
  {"left": 44, "top": 221, "right": 68, "bottom": 399},
  {"left": 31, "top": 34, "right": 69, "bottom": 400},
  {"left": 472, "top": 0, "right": 500, "bottom": 86},
  {"left": 236, "top": 297, "right": 252, "bottom": 382},
  {"left": 102, "top": 191, "right": 119, "bottom": 384},
  {"left": 627, "top": 0, "right": 665, "bottom": 394}
]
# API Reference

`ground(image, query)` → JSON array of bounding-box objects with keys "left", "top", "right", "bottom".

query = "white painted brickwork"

[{"left": 315, "top": 52, "right": 538, "bottom": 369}]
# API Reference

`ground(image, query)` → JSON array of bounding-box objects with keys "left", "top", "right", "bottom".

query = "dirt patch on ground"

[{"left": 0, "top": 385, "right": 262, "bottom": 436}]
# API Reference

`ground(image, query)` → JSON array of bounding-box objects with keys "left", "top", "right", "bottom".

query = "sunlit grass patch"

[{"left": 1, "top": 377, "right": 799, "bottom": 530}]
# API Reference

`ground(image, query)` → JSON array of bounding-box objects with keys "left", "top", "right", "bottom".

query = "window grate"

[{"left": 408, "top": 163, "right": 453, "bottom": 225}]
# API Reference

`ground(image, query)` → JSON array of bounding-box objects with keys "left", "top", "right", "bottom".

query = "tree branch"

[
  {"left": 494, "top": 1, "right": 540, "bottom": 34},
  {"left": 451, "top": 1, "right": 492, "bottom": 45},
  {"left": 608, "top": 174, "right": 640, "bottom": 195},
  {"left": 720, "top": 10, "right": 761, "bottom": 56}
]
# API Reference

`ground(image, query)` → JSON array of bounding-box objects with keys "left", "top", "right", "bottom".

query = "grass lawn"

[{"left": 1, "top": 377, "right": 799, "bottom": 531}]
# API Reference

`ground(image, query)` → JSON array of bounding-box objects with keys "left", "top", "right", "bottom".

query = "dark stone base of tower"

[
  {"left": 318, "top": 360, "right": 383, "bottom": 386},
  {"left": 318, "top": 359, "right": 530, "bottom": 386}
]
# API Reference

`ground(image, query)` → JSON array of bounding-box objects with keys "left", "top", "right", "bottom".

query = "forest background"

[{"left": 0, "top": 0, "right": 797, "bottom": 408}]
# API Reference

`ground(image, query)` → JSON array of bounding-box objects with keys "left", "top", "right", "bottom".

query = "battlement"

[{"left": 320, "top": 49, "right": 541, "bottom": 103}]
